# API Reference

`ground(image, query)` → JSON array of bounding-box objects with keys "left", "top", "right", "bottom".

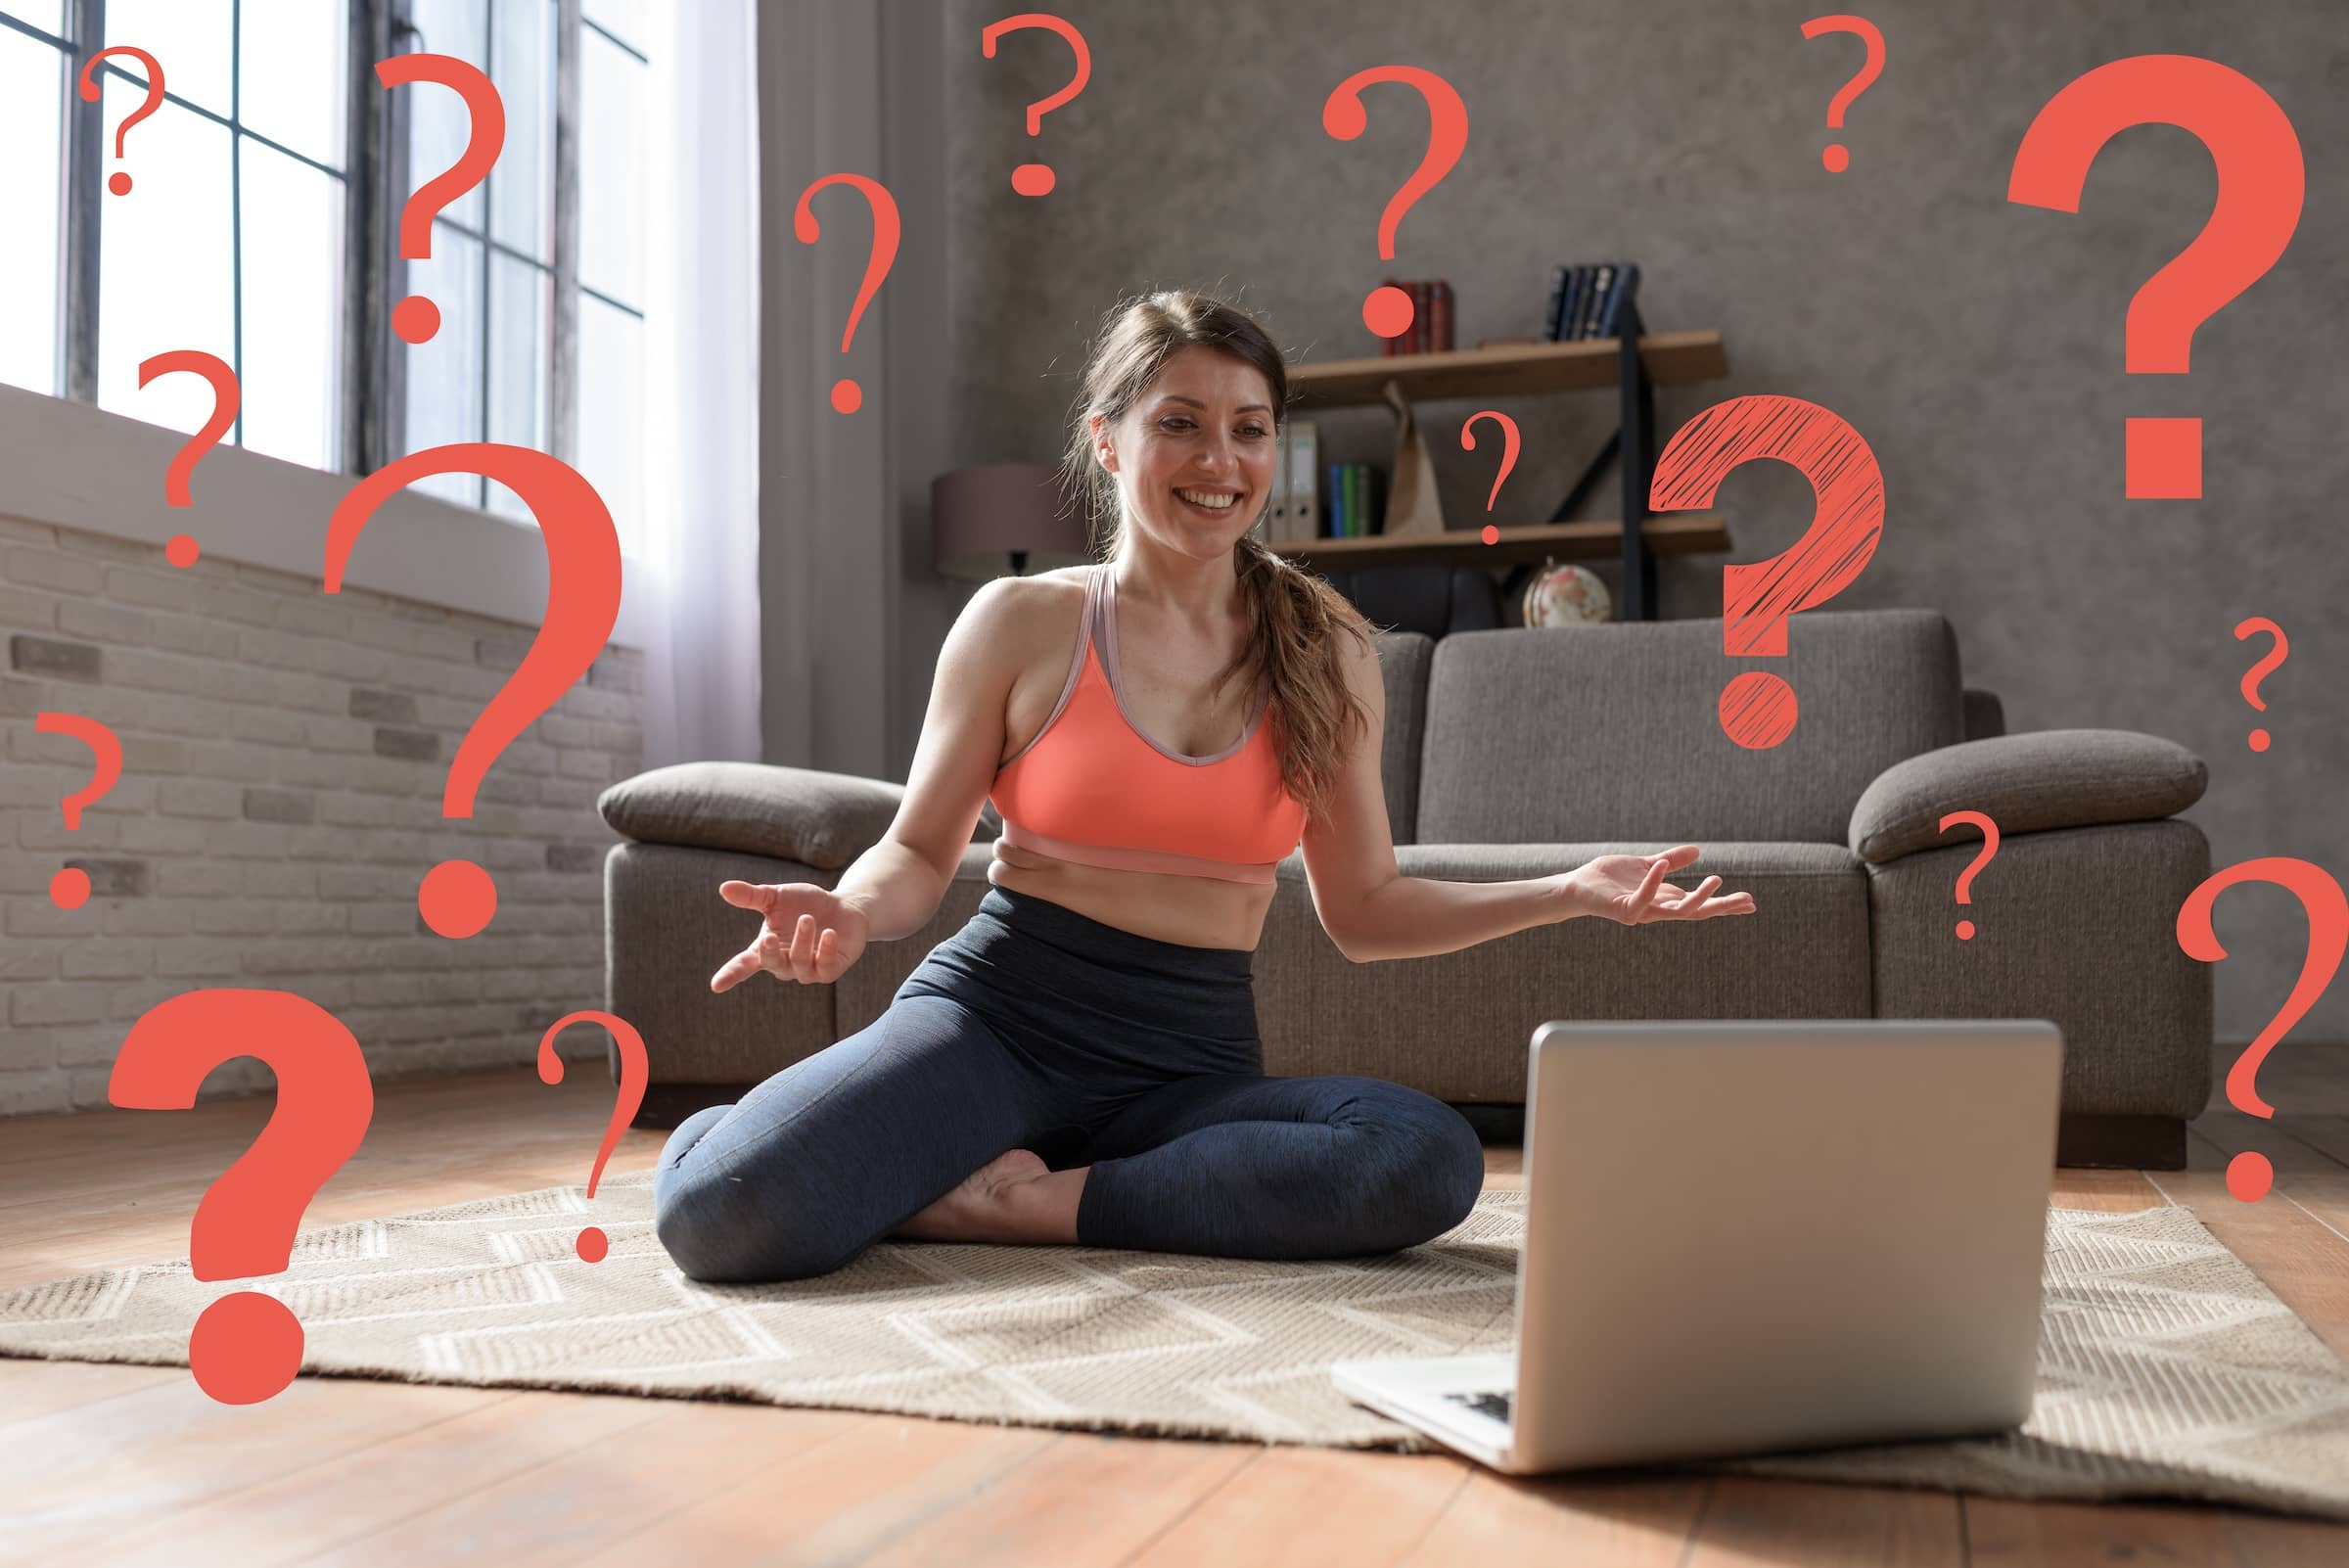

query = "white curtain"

[{"left": 640, "top": 0, "right": 762, "bottom": 768}]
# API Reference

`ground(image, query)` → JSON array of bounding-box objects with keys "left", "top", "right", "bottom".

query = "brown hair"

[{"left": 1055, "top": 289, "right": 1381, "bottom": 825}]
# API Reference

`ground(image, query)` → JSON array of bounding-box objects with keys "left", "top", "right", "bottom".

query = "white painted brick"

[
  {"left": 191, "top": 578, "right": 282, "bottom": 628},
  {"left": 141, "top": 693, "right": 241, "bottom": 738},
  {"left": 2, "top": 547, "right": 103, "bottom": 595},
  {"left": 54, "top": 528, "right": 159, "bottom": 565},
  {"left": 59, "top": 1025, "right": 129, "bottom": 1069},
  {"left": 243, "top": 862, "right": 318, "bottom": 899},
  {"left": 276, "top": 899, "right": 348, "bottom": 934},
  {"left": 156, "top": 858, "right": 243, "bottom": 898},
  {"left": 231, "top": 560, "right": 321, "bottom": 598},
  {"left": 349, "top": 902, "right": 420, "bottom": 937},
  {"left": 0, "top": 517, "right": 58, "bottom": 546},
  {"left": 157, "top": 778, "right": 242, "bottom": 819},
  {"left": 14, "top": 984, "right": 107, "bottom": 1026},
  {"left": 558, "top": 748, "right": 618, "bottom": 780},
  {"left": 304, "top": 715, "right": 374, "bottom": 754},
  {"left": 184, "top": 739, "right": 280, "bottom": 783},
  {"left": 118, "top": 732, "right": 190, "bottom": 772},
  {"left": 0, "top": 945, "right": 62, "bottom": 981},
  {"left": 105, "top": 977, "right": 186, "bottom": 1022},
  {"left": 101, "top": 901, "right": 193, "bottom": 937},
  {"left": 535, "top": 714, "right": 595, "bottom": 748},
  {"left": 0, "top": 583, "right": 61, "bottom": 627},
  {"left": 188, "top": 899, "right": 278, "bottom": 937},
  {"left": 0, "top": 1073, "right": 69, "bottom": 1116},
  {"left": 536, "top": 777, "right": 603, "bottom": 809},
  {"left": 56, "top": 596, "right": 154, "bottom": 646},
  {"left": 105, "top": 566, "right": 199, "bottom": 612},
  {"left": 38, "top": 683, "right": 150, "bottom": 732},
  {"left": 19, "top": 814, "right": 124, "bottom": 853},
  {"left": 117, "top": 815, "right": 208, "bottom": 854},
  {"left": 155, "top": 939, "right": 246, "bottom": 979},
  {"left": 231, "top": 705, "right": 309, "bottom": 747},
  {"left": 407, "top": 620, "right": 481, "bottom": 665},
  {"left": 351, "top": 758, "right": 436, "bottom": 797}
]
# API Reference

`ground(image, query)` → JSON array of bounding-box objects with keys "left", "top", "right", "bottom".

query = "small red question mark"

[
  {"left": 109, "top": 989, "right": 376, "bottom": 1404},
  {"left": 375, "top": 53, "right": 507, "bottom": 346},
  {"left": 77, "top": 46, "right": 164, "bottom": 196},
  {"left": 796, "top": 174, "right": 901, "bottom": 416},
  {"left": 139, "top": 349, "right": 240, "bottom": 568},
  {"left": 2234, "top": 616, "right": 2286, "bottom": 753},
  {"left": 1460, "top": 411, "right": 1519, "bottom": 546},
  {"left": 980, "top": 13, "right": 1090, "bottom": 197},
  {"left": 2177, "top": 857, "right": 2346, "bottom": 1204},
  {"left": 1938, "top": 810, "right": 2000, "bottom": 941},
  {"left": 1648, "top": 394, "right": 1885, "bottom": 748},
  {"left": 536, "top": 1011, "right": 650, "bottom": 1263},
  {"left": 1322, "top": 66, "right": 1468, "bottom": 342},
  {"left": 33, "top": 712, "right": 121, "bottom": 909},
  {"left": 1799, "top": 16, "right": 1885, "bottom": 173},
  {"left": 2007, "top": 55, "right": 2303, "bottom": 500},
  {"left": 325, "top": 444, "right": 622, "bottom": 939}
]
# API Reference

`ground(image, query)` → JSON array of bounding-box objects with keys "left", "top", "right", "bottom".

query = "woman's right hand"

[{"left": 710, "top": 881, "right": 871, "bottom": 992}]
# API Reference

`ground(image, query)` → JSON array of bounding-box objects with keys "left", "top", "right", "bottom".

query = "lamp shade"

[{"left": 932, "top": 462, "right": 1095, "bottom": 579}]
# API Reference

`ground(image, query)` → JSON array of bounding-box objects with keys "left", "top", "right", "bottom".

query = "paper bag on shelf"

[{"left": 1378, "top": 378, "right": 1447, "bottom": 537}]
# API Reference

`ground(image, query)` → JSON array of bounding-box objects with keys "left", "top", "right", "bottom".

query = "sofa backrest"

[{"left": 1404, "top": 607, "right": 1966, "bottom": 845}]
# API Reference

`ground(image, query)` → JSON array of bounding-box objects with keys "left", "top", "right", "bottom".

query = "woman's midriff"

[{"left": 986, "top": 840, "right": 1272, "bottom": 951}]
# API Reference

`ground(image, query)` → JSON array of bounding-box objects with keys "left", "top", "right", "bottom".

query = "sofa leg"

[{"left": 2057, "top": 1114, "right": 2186, "bottom": 1171}]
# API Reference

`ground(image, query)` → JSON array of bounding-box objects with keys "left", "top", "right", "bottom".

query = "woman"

[{"left": 653, "top": 290, "right": 1755, "bottom": 1283}]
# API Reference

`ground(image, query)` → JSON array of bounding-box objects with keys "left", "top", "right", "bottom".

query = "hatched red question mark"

[
  {"left": 2177, "top": 858, "right": 2346, "bottom": 1204},
  {"left": 109, "top": 989, "right": 375, "bottom": 1405},
  {"left": 1460, "top": 411, "right": 1519, "bottom": 546},
  {"left": 796, "top": 173, "right": 901, "bottom": 416},
  {"left": 536, "top": 1011, "right": 650, "bottom": 1263},
  {"left": 77, "top": 46, "right": 164, "bottom": 196},
  {"left": 1322, "top": 66, "right": 1468, "bottom": 343},
  {"left": 2234, "top": 616, "right": 2286, "bottom": 753},
  {"left": 2006, "top": 55, "right": 2303, "bottom": 500},
  {"left": 980, "top": 13, "right": 1090, "bottom": 197},
  {"left": 1938, "top": 810, "right": 2000, "bottom": 941},
  {"left": 1799, "top": 16, "right": 1885, "bottom": 173},
  {"left": 1647, "top": 394, "right": 1885, "bottom": 748},
  {"left": 33, "top": 712, "right": 121, "bottom": 909},
  {"left": 324, "top": 444, "right": 622, "bottom": 939},
  {"left": 138, "top": 349, "right": 240, "bottom": 568},
  {"left": 375, "top": 52, "right": 507, "bottom": 346}
]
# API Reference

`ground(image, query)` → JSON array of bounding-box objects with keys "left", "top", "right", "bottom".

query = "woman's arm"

[{"left": 1336, "top": 872, "right": 1583, "bottom": 963}]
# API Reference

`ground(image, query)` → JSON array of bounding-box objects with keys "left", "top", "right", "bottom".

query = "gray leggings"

[{"left": 653, "top": 885, "right": 1487, "bottom": 1282}]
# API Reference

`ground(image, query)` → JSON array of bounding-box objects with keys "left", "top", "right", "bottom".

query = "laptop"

[{"left": 1332, "top": 1018, "right": 2063, "bottom": 1474}]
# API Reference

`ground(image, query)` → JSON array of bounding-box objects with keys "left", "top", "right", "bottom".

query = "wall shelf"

[
  {"left": 1285, "top": 330, "right": 1728, "bottom": 408},
  {"left": 1268, "top": 511, "right": 1727, "bottom": 572}
]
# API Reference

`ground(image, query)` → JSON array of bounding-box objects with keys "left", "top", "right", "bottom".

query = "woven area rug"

[{"left": 4, "top": 1173, "right": 2347, "bottom": 1520}]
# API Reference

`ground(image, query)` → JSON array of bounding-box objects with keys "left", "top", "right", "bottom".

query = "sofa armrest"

[
  {"left": 598, "top": 761, "right": 908, "bottom": 870},
  {"left": 1848, "top": 729, "right": 2207, "bottom": 864}
]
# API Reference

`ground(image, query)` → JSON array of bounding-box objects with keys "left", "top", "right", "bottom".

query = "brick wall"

[{"left": 1, "top": 514, "right": 647, "bottom": 1117}]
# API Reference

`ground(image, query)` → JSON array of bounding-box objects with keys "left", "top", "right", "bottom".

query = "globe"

[{"left": 1522, "top": 560, "right": 1613, "bottom": 627}]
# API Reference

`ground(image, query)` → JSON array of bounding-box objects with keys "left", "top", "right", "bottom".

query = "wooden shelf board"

[
  {"left": 1286, "top": 331, "right": 1727, "bottom": 407},
  {"left": 1267, "top": 511, "right": 1728, "bottom": 571}
]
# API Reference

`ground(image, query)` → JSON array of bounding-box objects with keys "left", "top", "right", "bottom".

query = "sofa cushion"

[
  {"left": 1848, "top": 729, "right": 2208, "bottom": 862},
  {"left": 1373, "top": 630, "right": 1433, "bottom": 846},
  {"left": 598, "top": 761, "right": 906, "bottom": 869}
]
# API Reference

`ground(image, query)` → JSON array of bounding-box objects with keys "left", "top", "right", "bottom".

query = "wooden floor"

[{"left": 3, "top": 1042, "right": 2347, "bottom": 1566}]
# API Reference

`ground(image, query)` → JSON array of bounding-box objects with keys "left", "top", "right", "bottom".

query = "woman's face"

[{"left": 1092, "top": 345, "right": 1279, "bottom": 555}]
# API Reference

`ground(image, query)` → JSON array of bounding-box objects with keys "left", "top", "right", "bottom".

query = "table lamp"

[{"left": 932, "top": 462, "right": 1095, "bottom": 579}]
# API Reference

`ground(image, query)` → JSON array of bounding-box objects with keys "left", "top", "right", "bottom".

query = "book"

[
  {"left": 1577, "top": 263, "right": 1614, "bottom": 340},
  {"left": 1553, "top": 265, "right": 1590, "bottom": 343},
  {"left": 1379, "top": 276, "right": 1402, "bottom": 357},
  {"left": 1327, "top": 461, "right": 1346, "bottom": 538},
  {"left": 1368, "top": 463, "right": 1387, "bottom": 533},
  {"left": 1430, "top": 280, "right": 1453, "bottom": 351},
  {"left": 1597, "top": 262, "right": 1639, "bottom": 339},
  {"left": 1288, "top": 420, "right": 1319, "bottom": 538},
  {"left": 1343, "top": 463, "right": 1361, "bottom": 537},
  {"left": 1408, "top": 282, "right": 1429, "bottom": 353},
  {"left": 1544, "top": 264, "right": 1570, "bottom": 342}
]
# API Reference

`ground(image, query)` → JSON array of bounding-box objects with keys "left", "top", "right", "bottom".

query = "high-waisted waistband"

[{"left": 973, "top": 885, "right": 1255, "bottom": 983}]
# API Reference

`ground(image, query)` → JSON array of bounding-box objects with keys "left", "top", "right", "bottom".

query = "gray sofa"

[{"left": 598, "top": 607, "right": 2213, "bottom": 1169}]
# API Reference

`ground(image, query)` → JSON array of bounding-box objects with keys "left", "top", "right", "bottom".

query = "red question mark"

[
  {"left": 1799, "top": 16, "right": 1885, "bottom": 173},
  {"left": 980, "top": 13, "right": 1090, "bottom": 197},
  {"left": 109, "top": 989, "right": 376, "bottom": 1405},
  {"left": 2234, "top": 616, "right": 2286, "bottom": 753},
  {"left": 33, "top": 712, "right": 121, "bottom": 909},
  {"left": 1938, "top": 809, "right": 2000, "bottom": 941},
  {"left": 2177, "top": 858, "right": 2346, "bottom": 1204},
  {"left": 76, "top": 46, "right": 164, "bottom": 196},
  {"left": 375, "top": 52, "right": 507, "bottom": 346},
  {"left": 1647, "top": 394, "right": 1885, "bottom": 749},
  {"left": 2006, "top": 55, "right": 2303, "bottom": 500},
  {"left": 795, "top": 173, "right": 901, "bottom": 416},
  {"left": 138, "top": 349, "right": 240, "bottom": 568},
  {"left": 324, "top": 444, "right": 622, "bottom": 939},
  {"left": 536, "top": 1011, "right": 650, "bottom": 1263},
  {"left": 1460, "top": 411, "right": 1519, "bottom": 546},
  {"left": 1322, "top": 66, "right": 1468, "bottom": 342}
]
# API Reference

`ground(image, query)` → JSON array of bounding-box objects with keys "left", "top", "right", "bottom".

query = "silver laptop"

[{"left": 1332, "top": 1018, "right": 2063, "bottom": 1475}]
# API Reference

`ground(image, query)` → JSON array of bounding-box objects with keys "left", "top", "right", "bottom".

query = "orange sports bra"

[{"left": 989, "top": 565, "right": 1309, "bottom": 884}]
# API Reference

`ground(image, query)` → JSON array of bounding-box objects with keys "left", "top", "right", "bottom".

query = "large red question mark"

[
  {"left": 138, "top": 349, "right": 240, "bottom": 568},
  {"left": 2234, "top": 616, "right": 2286, "bottom": 754},
  {"left": 324, "top": 444, "right": 622, "bottom": 939},
  {"left": 1648, "top": 394, "right": 1885, "bottom": 749},
  {"left": 1322, "top": 67, "right": 1468, "bottom": 343},
  {"left": 536, "top": 1011, "right": 650, "bottom": 1263},
  {"left": 33, "top": 712, "right": 121, "bottom": 910},
  {"left": 76, "top": 46, "right": 164, "bottom": 196},
  {"left": 1460, "top": 411, "right": 1519, "bottom": 546},
  {"left": 1799, "top": 16, "right": 1885, "bottom": 173},
  {"left": 980, "top": 13, "right": 1090, "bottom": 197},
  {"left": 2006, "top": 55, "right": 2303, "bottom": 501},
  {"left": 2177, "top": 858, "right": 2346, "bottom": 1204},
  {"left": 109, "top": 989, "right": 376, "bottom": 1405},
  {"left": 375, "top": 52, "right": 507, "bottom": 346},
  {"left": 795, "top": 174, "right": 901, "bottom": 416},
  {"left": 1938, "top": 810, "right": 2000, "bottom": 941}
]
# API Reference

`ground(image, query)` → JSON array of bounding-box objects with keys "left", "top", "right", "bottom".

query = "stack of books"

[
  {"left": 1379, "top": 278, "right": 1454, "bottom": 355},
  {"left": 1258, "top": 422, "right": 1389, "bottom": 542},
  {"left": 1544, "top": 262, "right": 1640, "bottom": 342}
]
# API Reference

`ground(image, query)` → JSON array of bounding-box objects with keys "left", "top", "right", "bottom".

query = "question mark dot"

[
  {"left": 1011, "top": 163, "right": 1055, "bottom": 197},
  {"left": 49, "top": 868, "right": 91, "bottom": 910},
  {"left": 2226, "top": 1150, "right": 2274, "bottom": 1204},
  {"left": 108, "top": 172, "right": 133, "bottom": 197},
  {"left": 419, "top": 858, "right": 497, "bottom": 939},
  {"left": 1820, "top": 144, "right": 1850, "bottom": 174},
  {"left": 831, "top": 379, "right": 862, "bottom": 415},
  {"left": 392, "top": 296, "right": 441, "bottom": 346},
  {"left": 2248, "top": 728, "right": 2270, "bottom": 752},
  {"left": 1719, "top": 670, "right": 1799, "bottom": 750},
  {"left": 1480, "top": 525, "right": 1498, "bottom": 545},
  {"left": 576, "top": 1226, "right": 609, "bottom": 1263},
  {"left": 1956, "top": 919, "right": 1975, "bottom": 941},
  {"left": 1362, "top": 285, "right": 1414, "bottom": 342},
  {"left": 165, "top": 533, "right": 200, "bottom": 569},
  {"left": 190, "top": 1291, "right": 304, "bottom": 1405}
]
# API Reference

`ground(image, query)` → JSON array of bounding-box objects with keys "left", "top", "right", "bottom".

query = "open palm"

[{"left": 1565, "top": 844, "right": 1755, "bottom": 926}]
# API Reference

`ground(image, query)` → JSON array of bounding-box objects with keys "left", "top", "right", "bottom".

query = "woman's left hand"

[{"left": 1559, "top": 844, "right": 1756, "bottom": 926}]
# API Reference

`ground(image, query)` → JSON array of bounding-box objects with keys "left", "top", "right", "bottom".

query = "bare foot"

[{"left": 891, "top": 1149, "right": 1049, "bottom": 1242}]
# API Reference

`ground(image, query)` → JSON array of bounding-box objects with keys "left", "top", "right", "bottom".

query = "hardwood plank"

[
  {"left": 0, "top": 1354, "right": 180, "bottom": 1422},
  {"left": 2048, "top": 1169, "right": 2166, "bottom": 1212},
  {"left": 2139, "top": 1168, "right": 2349, "bottom": 1361},
  {"left": 1400, "top": 1469, "right": 1709, "bottom": 1566},
  {"left": 1681, "top": 1477, "right": 1964, "bottom": 1567},
  {"left": 1966, "top": 1495, "right": 2349, "bottom": 1566},
  {"left": 1121, "top": 1446, "right": 1471, "bottom": 1568}
]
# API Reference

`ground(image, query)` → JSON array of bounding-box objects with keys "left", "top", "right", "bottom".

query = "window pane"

[
  {"left": 484, "top": 254, "right": 550, "bottom": 520},
  {"left": 580, "top": 29, "right": 643, "bottom": 306},
  {"left": 401, "top": 221, "right": 484, "bottom": 509},
  {"left": 577, "top": 296, "right": 643, "bottom": 561},
  {"left": 106, "top": 0, "right": 232, "bottom": 120},
  {"left": 403, "top": 0, "right": 488, "bottom": 234},
  {"left": 488, "top": 0, "right": 554, "bottom": 263},
  {"left": 0, "top": 27, "right": 64, "bottom": 395},
  {"left": 96, "top": 92, "right": 232, "bottom": 438},
  {"left": 240, "top": 146, "right": 344, "bottom": 471},
  {"left": 6, "top": 3, "right": 66, "bottom": 39},
  {"left": 239, "top": 0, "right": 347, "bottom": 168},
  {"left": 585, "top": 2, "right": 645, "bottom": 56}
]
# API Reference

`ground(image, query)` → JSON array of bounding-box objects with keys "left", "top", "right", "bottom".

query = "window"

[{"left": 1, "top": 0, "right": 649, "bottom": 550}]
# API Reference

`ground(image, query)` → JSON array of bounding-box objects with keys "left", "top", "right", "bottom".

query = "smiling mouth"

[{"left": 1174, "top": 487, "right": 1243, "bottom": 516}]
